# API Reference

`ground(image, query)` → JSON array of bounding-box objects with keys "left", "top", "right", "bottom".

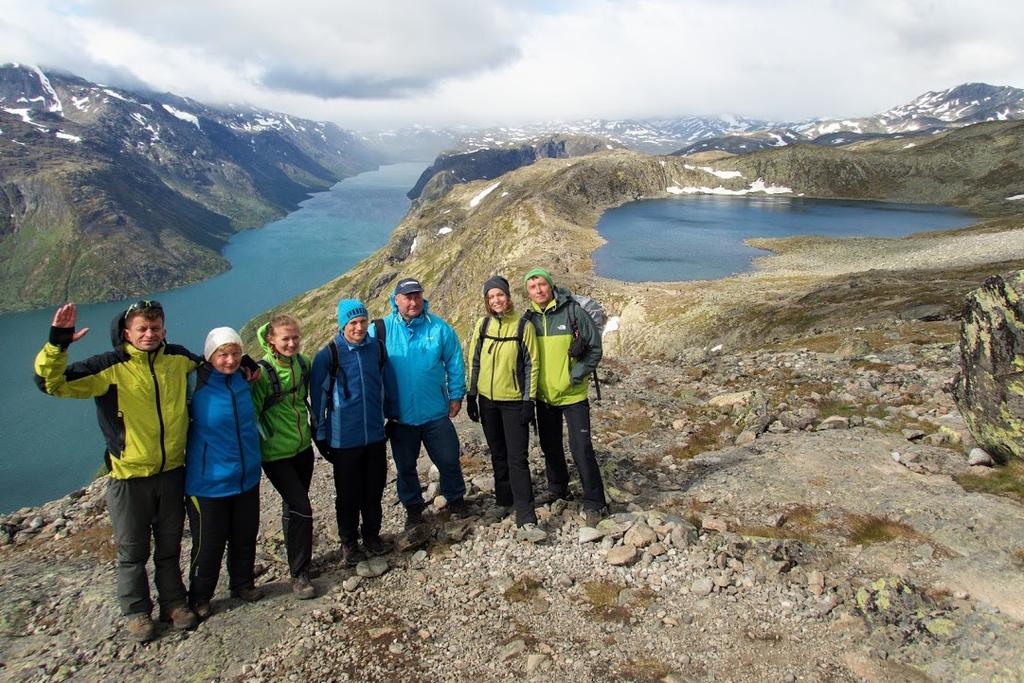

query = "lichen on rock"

[{"left": 952, "top": 270, "right": 1024, "bottom": 462}]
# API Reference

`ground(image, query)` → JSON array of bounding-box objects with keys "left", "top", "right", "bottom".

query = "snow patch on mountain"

[
  {"left": 469, "top": 181, "right": 501, "bottom": 208},
  {"left": 163, "top": 104, "right": 201, "bottom": 130}
]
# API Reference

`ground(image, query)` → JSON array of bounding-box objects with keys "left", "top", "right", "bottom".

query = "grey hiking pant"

[{"left": 106, "top": 467, "right": 188, "bottom": 615}]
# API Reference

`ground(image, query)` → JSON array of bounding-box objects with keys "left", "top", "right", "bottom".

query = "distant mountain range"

[
  {"left": 361, "top": 83, "right": 1024, "bottom": 157},
  {"left": 0, "top": 64, "right": 380, "bottom": 312}
]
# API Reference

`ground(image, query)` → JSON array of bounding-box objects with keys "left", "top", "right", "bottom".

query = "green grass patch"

[
  {"left": 954, "top": 459, "right": 1024, "bottom": 504},
  {"left": 815, "top": 399, "right": 889, "bottom": 420},
  {"left": 504, "top": 575, "right": 542, "bottom": 603},
  {"left": 582, "top": 580, "right": 632, "bottom": 622},
  {"left": 846, "top": 514, "right": 924, "bottom": 546}
]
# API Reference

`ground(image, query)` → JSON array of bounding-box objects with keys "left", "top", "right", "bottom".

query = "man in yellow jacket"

[
  {"left": 522, "top": 268, "right": 607, "bottom": 527},
  {"left": 34, "top": 301, "right": 201, "bottom": 642}
]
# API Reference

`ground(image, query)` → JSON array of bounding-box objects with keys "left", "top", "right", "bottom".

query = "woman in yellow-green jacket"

[{"left": 466, "top": 275, "right": 540, "bottom": 528}]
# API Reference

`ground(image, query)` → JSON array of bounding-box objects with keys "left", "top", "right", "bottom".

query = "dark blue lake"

[
  {"left": 594, "top": 195, "right": 975, "bottom": 281},
  {"left": 0, "top": 162, "right": 424, "bottom": 513}
]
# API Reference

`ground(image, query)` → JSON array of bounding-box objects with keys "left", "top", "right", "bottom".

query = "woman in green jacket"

[
  {"left": 466, "top": 276, "right": 541, "bottom": 529},
  {"left": 251, "top": 314, "right": 316, "bottom": 599}
]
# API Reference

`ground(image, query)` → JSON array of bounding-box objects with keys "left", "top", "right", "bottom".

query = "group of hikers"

[{"left": 33, "top": 267, "right": 607, "bottom": 643}]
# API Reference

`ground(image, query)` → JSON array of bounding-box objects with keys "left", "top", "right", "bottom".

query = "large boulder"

[{"left": 952, "top": 271, "right": 1024, "bottom": 462}]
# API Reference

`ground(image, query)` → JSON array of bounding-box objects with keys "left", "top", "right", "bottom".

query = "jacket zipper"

[
  {"left": 148, "top": 351, "right": 167, "bottom": 471},
  {"left": 288, "top": 356, "right": 303, "bottom": 453},
  {"left": 227, "top": 374, "right": 246, "bottom": 492},
  {"left": 356, "top": 348, "right": 368, "bottom": 444}
]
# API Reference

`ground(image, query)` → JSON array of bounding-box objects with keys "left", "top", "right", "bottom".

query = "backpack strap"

[
  {"left": 468, "top": 317, "right": 490, "bottom": 395},
  {"left": 325, "top": 339, "right": 349, "bottom": 415},
  {"left": 373, "top": 318, "right": 386, "bottom": 345}
]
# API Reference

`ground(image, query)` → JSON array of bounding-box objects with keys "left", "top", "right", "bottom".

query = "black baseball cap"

[{"left": 394, "top": 278, "right": 424, "bottom": 296}]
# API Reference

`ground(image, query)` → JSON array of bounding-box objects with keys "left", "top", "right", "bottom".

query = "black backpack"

[{"left": 468, "top": 316, "right": 531, "bottom": 396}]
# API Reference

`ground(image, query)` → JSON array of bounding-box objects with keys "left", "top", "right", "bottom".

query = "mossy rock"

[{"left": 952, "top": 270, "right": 1024, "bottom": 462}]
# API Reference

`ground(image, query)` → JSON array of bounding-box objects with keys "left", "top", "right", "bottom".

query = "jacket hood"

[
  {"left": 109, "top": 312, "right": 126, "bottom": 349},
  {"left": 257, "top": 322, "right": 274, "bottom": 358}
]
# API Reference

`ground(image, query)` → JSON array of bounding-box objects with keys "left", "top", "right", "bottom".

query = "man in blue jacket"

[{"left": 371, "top": 278, "right": 468, "bottom": 528}]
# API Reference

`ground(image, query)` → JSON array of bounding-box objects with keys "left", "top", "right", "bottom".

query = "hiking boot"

[
  {"left": 535, "top": 490, "right": 574, "bottom": 506},
  {"left": 583, "top": 507, "right": 607, "bottom": 528},
  {"left": 193, "top": 601, "right": 213, "bottom": 620},
  {"left": 126, "top": 613, "right": 156, "bottom": 642},
  {"left": 159, "top": 603, "right": 199, "bottom": 631},
  {"left": 515, "top": 523, "right": 548, "bottom": 544},
  {"left": 446, "top": 498, "right": 473, "bottom": 517},
  {"left": 230, "top": 585, "right": 265, "bottom": 602},
  {"left": 363, "top": 536, "right": 392, "bottom": 556},
  {"left": 404, "top": 506, "right": 424, "bottom": 530},
  {"left": 340, "top": 543, "right": 367, "bottom": 567},
  {"left": 292, "top": 574, "right": 316, "bottom": 600},
  {"left": 482, "top": 504, "right": 513, "bottom": 524}
]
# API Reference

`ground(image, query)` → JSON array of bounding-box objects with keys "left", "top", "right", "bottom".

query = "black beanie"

[{"left": 482, "top": 275, "right": 511, "bottom": 298}]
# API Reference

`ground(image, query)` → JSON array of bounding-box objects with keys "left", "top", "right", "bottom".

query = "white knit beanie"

[{"left": 204, "top": 327, "right": 242, "bottom": 360}]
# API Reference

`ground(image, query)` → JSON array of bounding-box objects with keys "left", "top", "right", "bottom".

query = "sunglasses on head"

[{"left": 123, "top": 300, "right": 163, "bottom": 320}]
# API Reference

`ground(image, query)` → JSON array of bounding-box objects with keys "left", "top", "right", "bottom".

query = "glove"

[
  {"left": 520, "top": 400, "right": 535, "bottom": 426},
  {"left": 315, "top": 440, "right": 335, "bottom": 464},
  {"left": 466, "top": 394, "right": 479, "bottom": 423},
  {"left": 385, "top": 419, "right": 397, "bottom": 439}
]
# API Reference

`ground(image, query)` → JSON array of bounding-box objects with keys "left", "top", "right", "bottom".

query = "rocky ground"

[{"left": 3, "top": 316, "right": 1023, "bottom": 682}]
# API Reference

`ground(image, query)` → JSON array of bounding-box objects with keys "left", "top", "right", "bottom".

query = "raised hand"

[{"left": 51, "top": 303, "right": 90, "bottom": 344}]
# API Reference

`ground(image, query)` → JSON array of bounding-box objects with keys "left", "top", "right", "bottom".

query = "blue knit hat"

[{"left": 337, "top": 299, "right": 368, "bottom": 326}]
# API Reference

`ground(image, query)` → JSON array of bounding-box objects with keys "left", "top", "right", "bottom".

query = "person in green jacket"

[
  {"left": 466, "top": 276, "right": 541, "bottom": 530},
  {"left": 250, "top": 314, "right": 316, "bottom": 600},
  {"left": 523, "top": 268, "right": 608, "bottom": 527}
]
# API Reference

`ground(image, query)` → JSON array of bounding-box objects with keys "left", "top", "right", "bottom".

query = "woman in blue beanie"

[{"left": 310, "top": 299, "right": 390, "bottom": 566}]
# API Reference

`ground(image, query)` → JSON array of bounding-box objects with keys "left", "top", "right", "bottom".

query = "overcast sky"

[{"left": 2, "top": 0, "right": 1022, "bottom": 129}]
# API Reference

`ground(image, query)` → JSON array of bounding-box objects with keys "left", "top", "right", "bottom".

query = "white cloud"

[{"left": 1, "top": 0, "right": 1022, "bottom": 128}]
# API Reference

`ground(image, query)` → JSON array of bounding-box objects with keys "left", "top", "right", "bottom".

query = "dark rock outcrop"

[{"left": 952, "top": 271, "right": 1024, "bottom": 462}]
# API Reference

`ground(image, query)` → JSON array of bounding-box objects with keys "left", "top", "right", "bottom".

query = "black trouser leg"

[
  {"left": 479, "top": 396, "right": 513, "bottom": 507},
  {"left": 186, "top": 494, "right": 230, "bottom": 604},
  {"left": 262, "top": 448, "right": 314, "bottom": 578},
  {"left": 536, "top": 400, "right": 570, "bottom": 496},
  {"left": 562, "top": 400, "right": 607, "bottom": 511},
  {"left": 359, "top": 441, "right": 387, "bottom": 541},
  {"left": 330, "top": 446, "right": 362, "bottom": 547},
  {"left": 481, "top": 397, "right": 536, "bottom": 525},
  {"left": 226, "top": 484, "right": 260, "bottom": 592}
]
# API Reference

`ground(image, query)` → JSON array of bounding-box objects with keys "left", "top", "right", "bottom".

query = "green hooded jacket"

[
  {"left": 526, "top": 286, "right": 602, "bottom": 406},
  {"left": 250, "top": 322, "right": 312, "bottom": 462}
]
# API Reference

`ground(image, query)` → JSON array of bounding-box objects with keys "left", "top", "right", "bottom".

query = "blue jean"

[{"left": 389, "top": 416, "right": 466, "bottom": 509}]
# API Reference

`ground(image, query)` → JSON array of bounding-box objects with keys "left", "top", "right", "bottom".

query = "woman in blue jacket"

[
  {"left": 185, "top": 327, "right": 263, "bottom": 619},
  {"left": 311, "top": 300, "right": 389, "bottom": 567}
]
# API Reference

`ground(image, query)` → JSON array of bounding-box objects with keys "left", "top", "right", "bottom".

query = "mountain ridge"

[{"left": 0, "top": 64, "right": 381, "bottom": 312}]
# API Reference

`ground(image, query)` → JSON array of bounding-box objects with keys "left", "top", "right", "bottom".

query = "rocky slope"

[
  {"left": 0, "top": 64, "right": 381, "bottom": 312},
  {"left": 406, "top": 135, "right": 621, "bottom": 201}
]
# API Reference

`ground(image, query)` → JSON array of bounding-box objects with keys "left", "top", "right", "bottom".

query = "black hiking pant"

[
  {"left": 106, "top": 467, "right": 188, "bottom": 615},
  {"left": 323, "top": 440, "right": 387, "bottom": 547},
  {"left": 262, "top": 447, "right": 315, "bottom": 578},
  {"left": 479, "top": 396, "right": 536, "bottom": 526},
  {"left": 536, "top": 399, "right": 607, "bottom": 512},
  {"left": 185, "top": 484, "right": 260, "bottom": 604}
]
